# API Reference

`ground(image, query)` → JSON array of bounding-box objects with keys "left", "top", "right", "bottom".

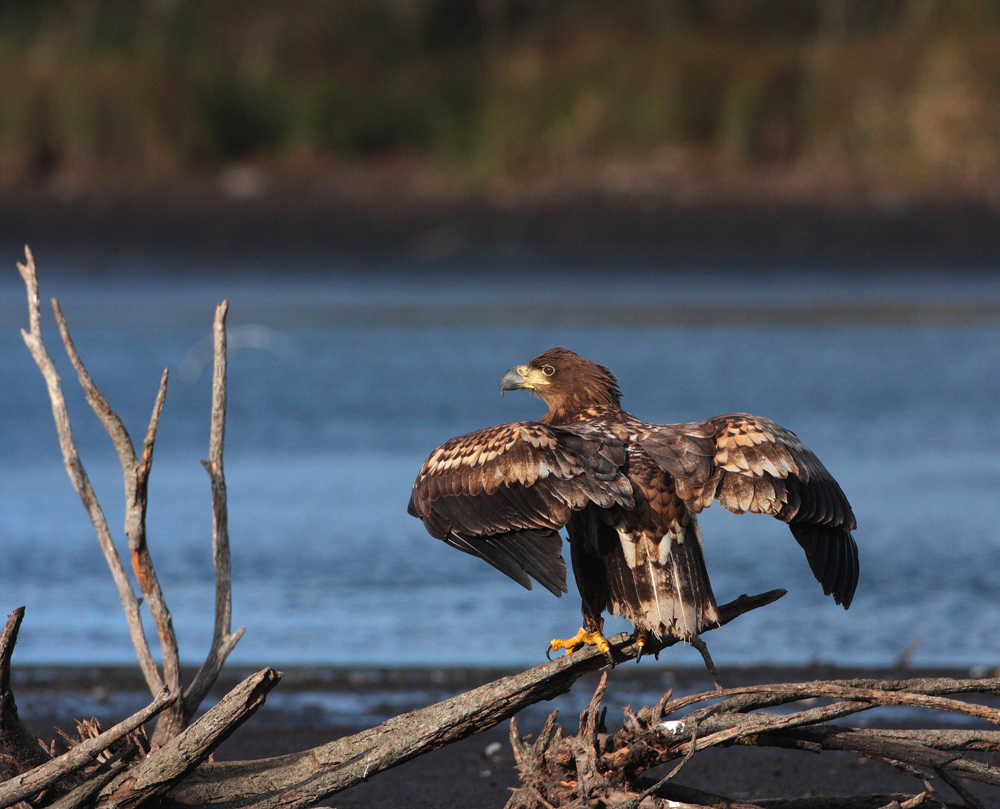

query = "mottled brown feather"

[
  {"left": 408, "top": 420, "right": 633, "bottom": 595},
  {"left": 638, "top": 412, "right": 858, "bottom": 606}
]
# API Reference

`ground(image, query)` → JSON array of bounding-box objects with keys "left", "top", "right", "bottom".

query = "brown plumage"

[{"left": 408, "top": 347, "right": 858, "bottom": 654}]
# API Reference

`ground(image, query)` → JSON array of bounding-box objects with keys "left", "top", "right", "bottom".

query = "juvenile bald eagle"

[{"left": 408, "top": 348, "right": 858, "bottom": 665}]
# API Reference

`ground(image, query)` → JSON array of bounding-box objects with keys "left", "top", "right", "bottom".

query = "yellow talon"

[{"left": 547, "top": 627, "right": 613, "bottom": 664}]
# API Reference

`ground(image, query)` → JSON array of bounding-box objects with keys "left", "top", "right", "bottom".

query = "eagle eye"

[{"left": 542, "top": 365, "right": 555, "bottom": 376}]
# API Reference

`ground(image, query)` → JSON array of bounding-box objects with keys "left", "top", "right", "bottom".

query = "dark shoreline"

[
  {"left": 3, "top": 180, "right": 1000, "bottom": 272},
  {"left": 11, "top": 663, "right": 999, "bottom": 807}
]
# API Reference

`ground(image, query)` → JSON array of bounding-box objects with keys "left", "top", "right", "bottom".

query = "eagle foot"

[
  {"left": 546, "top": 627, "right": 614, "bottom": 667},
  {"left": 634, "top": 629, "right": 649, "bottom": 664}
]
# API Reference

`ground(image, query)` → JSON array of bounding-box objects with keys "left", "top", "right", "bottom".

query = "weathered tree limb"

[
  {"left": 0, "top": 608, "right": 50, "bottom": 778},
  {"left": 664, "top": 678, "right": 1000, "bottom": 721},
  {"left": 159, "top": 589, "right": 785, "bottom": 809},
  {"left": 182, "top": 300, "right": 246, "bottom": 728},
  {"left": 45, "top": 746, "right": 135, "bottom": 809},
  {"left": 0, "top": 687, "right": 174, "bottom": 808},
  {"left": 95, "top": 668, "right": 280, "bottom": 809},
  {"left": 658, "top": 691, "right": 1000, "bottom": 764},
  {"left": 859, "top": 728, "right": 1000, "bottom": 752},
  {"left": 51, "top": 298, "right": 184, "bottom": 743},
  {"left": 17, "top": 249, "right": 163, "bottom": 698},
  {"left": 506, "top": 674, "right": 1000, "bottom": 809},
  {"left": 741, "top": 725, "right": 1000, "bottom": 788},
  {"left": 636, "top": 676, "right": 1000, "bottom": 783},
  {"left": 635, "top": 782, "right": 930, "bottom": 809},
  {"left": 18, "top": 248, "right": 244, "bottom": 746}
]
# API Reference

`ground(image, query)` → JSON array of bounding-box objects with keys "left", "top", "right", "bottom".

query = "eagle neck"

[
  {"left": 542, "top": 402, "right": 624, "bottom": 426},
  {"left": 540, "top": 408, "right": 573, "bottom": 426}
]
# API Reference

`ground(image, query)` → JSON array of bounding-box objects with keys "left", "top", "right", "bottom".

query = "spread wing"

[
  {"left": 639, "top": 413, "right": 858, "bottom": 608},
  {"left": 408, "top": 422, "right": 633, "bottom": 596}
]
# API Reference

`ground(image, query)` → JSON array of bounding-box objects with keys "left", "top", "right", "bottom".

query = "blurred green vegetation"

[{"left": 4, "top": 0, "right": 1000, "bottom": 191}]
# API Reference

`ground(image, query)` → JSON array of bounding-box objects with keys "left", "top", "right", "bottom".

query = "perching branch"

[{"left": 159, "top": 589, "right": 785, "bottom": 809}]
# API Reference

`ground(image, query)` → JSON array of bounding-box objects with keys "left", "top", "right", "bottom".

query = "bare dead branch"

[
  {"left": 869, "top": 728, "right": 1000, "bottom": 752},
  {"left": 753, "top": 725, "right": 1000, "bottom": 788},
  {"left": 50, "top": 297, "right": 138, "bottom": 469},
  {"left": 183, "top": 299, "right": 245, "bottom": 723},
  {"left": 134, "top": 369, "right": 186, "bottom": 745},
  {"left": 52, "top": 297, "right": 184, "bottom": 742},
  {"left": 639, "top": 783, "right": 931, "bottom": 809},
  {"left": 934, "top": 766, "right": 986, "bottom": 809},
  {"left": 16, "top": 249, "right": 164, "bottom": 697},
  {"left": 0, "top": 688, "right": 175, "bottom": 808},
  {"left": 44, "top": 747, "right": 135, "bottom": 809},
  {"left": 0, "top": 608, "right": 51, "bottom": 779},
  {"left": 671, "top": 680, "right": 1000, "bottom": 726},
  {"left": 19, "top": 250, "right": 248, "bottom": 747},
  {"left": 95, "top": 668, "right": 280, "bottom": 809},
  {"left": 664, "top": 677, "right": 1000, "bottom": 718}
]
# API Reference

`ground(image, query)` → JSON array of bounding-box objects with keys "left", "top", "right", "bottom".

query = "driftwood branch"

[
  {"left": 45, "top": 746, "right": 135, "bottom": 809},
  {"left": 159, "top": 589, "right": 783, "bottom": 809},
  {"left": 17, "top": 249, "right": 163, "bottom": 698},
  {"left": 16, "top": 246, "right": 243, "bottom": 748},
  {"left": 0, "top": 687, "right": 174, "bottom": 808},
  {"left": 506, "top": 673, "right": 1000, "bottom": 809},
  {"left": 95, "top": 668, "right": 280, "bottom": 809},
  {"left": 183, "top": 300, "right": 246, "bottom": 726},
  {"left": 0, "top": 608, "right": 51, "bottom": 779},
  {"left": 1, "top": 608, "right": 274, "bottom": 809},
  {"left": 51, "top": 296, "right": 183, "bottom": 743}
]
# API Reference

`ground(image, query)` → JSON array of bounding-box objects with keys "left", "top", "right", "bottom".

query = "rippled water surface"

[{"left": 1, "top": 251, "right": 998, "bottom": 669}]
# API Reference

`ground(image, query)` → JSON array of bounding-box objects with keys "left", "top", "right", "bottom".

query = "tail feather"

[{"left": 604, "top": 525, "right": 719, "bottom": 640}]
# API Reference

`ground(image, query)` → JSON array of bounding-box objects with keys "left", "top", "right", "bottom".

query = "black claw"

[
  {"left": 633, "top": 629, "right": 647, "bottom": 664},
  {"left": 545, "top": 643, "right": 554, "bottom": 662},
  {"left": 603, "top": 649, "right": 616, "bottom": 668}
]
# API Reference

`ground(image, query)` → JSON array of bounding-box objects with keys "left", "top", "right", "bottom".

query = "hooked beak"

[
  {"left": 499, "top": 364, "right": 549, "bottom": 396},
  {"left": 499, "top": 366, "right": 526, "bottom": 395}
]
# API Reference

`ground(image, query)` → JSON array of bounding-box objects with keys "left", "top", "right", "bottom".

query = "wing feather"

[
  {"left": 640, "top": 413, "right": 859, "bottom": 608},
  {"left": 444, "top": 530, "right": 567, "bottom": 596},
  {"left": 409, "top": 422, "right": 633, "bottom": 594}
]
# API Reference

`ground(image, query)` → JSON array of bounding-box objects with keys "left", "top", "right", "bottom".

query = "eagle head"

[{"left": 499, "top": 347, "right": 622, "bottom": 422}]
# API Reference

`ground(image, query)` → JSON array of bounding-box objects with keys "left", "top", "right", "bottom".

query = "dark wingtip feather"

[
  {"left": 790, "top": 524, "right": 859, "bottom": 610},
  {"left": 444, "top": 529, "right": 568, "bottom": 597}
]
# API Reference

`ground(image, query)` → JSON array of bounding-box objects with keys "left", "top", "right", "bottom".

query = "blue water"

[{"left": 1, "top": 249, "right": 999, "bottom": 670}]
